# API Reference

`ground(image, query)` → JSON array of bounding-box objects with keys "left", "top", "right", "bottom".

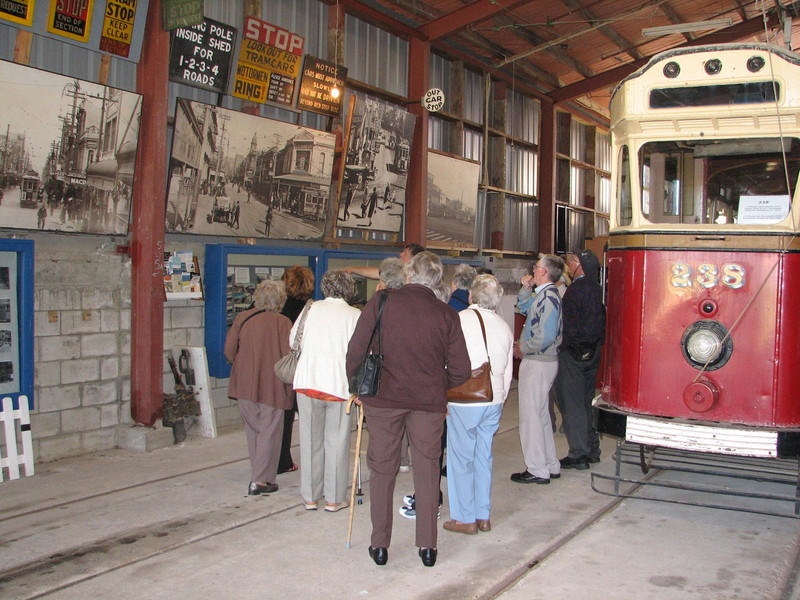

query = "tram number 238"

[{"left": 670, "top": 263, "right": 746, "bottom": 290}]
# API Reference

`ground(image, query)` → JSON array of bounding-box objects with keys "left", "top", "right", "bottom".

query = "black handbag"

[{"left": 350, "top": 292, "right": 388, "bottom": 397}]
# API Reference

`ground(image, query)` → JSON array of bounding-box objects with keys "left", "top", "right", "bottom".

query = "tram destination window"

[{"left": 650, "top": 82, "right": 778, "bottom": 108}]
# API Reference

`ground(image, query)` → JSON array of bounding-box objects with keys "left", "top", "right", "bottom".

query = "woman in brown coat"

[{"left": 225, "top": 280, "right": 293, "bottom": 495}]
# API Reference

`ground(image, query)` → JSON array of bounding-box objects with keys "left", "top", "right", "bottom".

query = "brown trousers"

[
  {"left": 363, "top": 405, "right": 444, "bottom": 549},
  {"left": 238, "top": 398, "right": 283, "bottom": 484}
]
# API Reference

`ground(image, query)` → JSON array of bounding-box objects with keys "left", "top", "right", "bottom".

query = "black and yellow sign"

[
  {"left": 231, "top": 15, "right": 304, "bottom": 106},
  {"left": 297, "top": 56, "right": 346, "bottom": 118},
  {"left": 169, "top": 17, "right": 236, "bottom": 94},
  {"left": 47, "top": 0, "right": 95, "bottom": 43},
  {"left": 0, "top": 0, "right": 34, "bottom": 26},
  {"left": 99, "top": 0, "right": 137, "bottom": 58}
]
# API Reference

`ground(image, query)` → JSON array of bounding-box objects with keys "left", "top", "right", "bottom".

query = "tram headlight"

[{"left": 681, "top": 320, "right": 733, "bottom": 371}]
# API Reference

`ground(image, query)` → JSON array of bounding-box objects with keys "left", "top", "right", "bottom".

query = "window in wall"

[
  {"left": 506, "top": 143, "right": 537, "bottom": 196},
  {"left": 507, "top": 90, "right": 539, "bottom": 144},
  {"left": 430, "top": 53, "right": 453, "bottom": 107},
  {"left": 429, "top": 115, "right": 456, "bottom": 154},
  {"left": 464, "top": 69, "right": 484, "bottom": 124},
  {"left": 597, "top": 174, "right": 611, "bottom": 214},
  {"left": 596, "top": 131, "right": 611, "bottom": 172},
  {"left": 463, "top": 127, "right": 483, "bottom": 164},
  {"left": 501, "top": 193, "right": 538, "bottom": 251},
  {"left": 345, "top": 14, "right": 408, "bottom": 97}
]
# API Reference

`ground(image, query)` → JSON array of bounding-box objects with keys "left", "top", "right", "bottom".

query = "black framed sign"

[{"left": 169, "top": 17, "right": 237, "bottom": 94}]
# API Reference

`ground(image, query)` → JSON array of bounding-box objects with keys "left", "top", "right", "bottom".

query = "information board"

[
  {"left": 169, "top": 17, "right": 236, "bottom": 94},
  {"left": 297, "top": 56, "right": 347, "bottom": 117}
]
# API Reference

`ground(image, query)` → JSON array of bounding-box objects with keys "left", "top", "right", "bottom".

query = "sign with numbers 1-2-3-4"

[{"left": 169, "top": 17, "right": 237, "bottom": 94}]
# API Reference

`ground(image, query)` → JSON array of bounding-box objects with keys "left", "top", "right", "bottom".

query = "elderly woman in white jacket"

[
  {"left": 443, "top": 274, "right": 514, "bottom": 535},
  {"left": 291, "top": 270, "right": 361, "bottom": 512}
]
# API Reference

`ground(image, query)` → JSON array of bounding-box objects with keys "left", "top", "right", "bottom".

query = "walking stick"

[{"left": 345, "top": 395, "right": 365, "bottom": 549}]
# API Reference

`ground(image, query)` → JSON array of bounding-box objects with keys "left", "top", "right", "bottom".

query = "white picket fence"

[{"left": 1, "top": 395, "right": 35, "bottom": 481}]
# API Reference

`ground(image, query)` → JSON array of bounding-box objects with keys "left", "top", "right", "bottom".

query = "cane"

[{"left": 345, "top": 395, "right": 365, "bottom": 549}]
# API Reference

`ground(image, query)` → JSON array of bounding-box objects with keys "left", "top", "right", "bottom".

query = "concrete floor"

[{"left": 2, "top": 387, "right": 800, "bottom": 599}]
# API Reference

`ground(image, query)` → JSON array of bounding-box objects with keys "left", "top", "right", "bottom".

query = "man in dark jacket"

[
  {"left": 346, "top": 251, "right": 471, "bottom": 568},
  {"left": 555, "top": 249, "right": 606, "bottom": 470}
]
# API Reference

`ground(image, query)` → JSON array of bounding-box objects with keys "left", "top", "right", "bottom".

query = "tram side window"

[{"left": 618, "top": 145, "right": 632, "bottom": 226}]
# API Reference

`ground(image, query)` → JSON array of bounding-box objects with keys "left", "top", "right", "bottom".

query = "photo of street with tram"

[
  {"left": 336, "top": 92, "right": 415, "bottom": 240},
  {"left": 0, "top": 60, "right": 142, "bottom": 235},
  {"left": 165, "top": 99, "right": 336, "bottom": 240}
]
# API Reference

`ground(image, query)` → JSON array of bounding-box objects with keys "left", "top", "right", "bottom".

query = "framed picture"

[
  {"left": 426, "top": 151, "right": 481, "bottom": 249},
  {"left": 335, "top": 92, "right": 416, "bottom": 244},
  {"left": 0, "top": 60, "right": 142, "bottom": 235},
  {"left": 165, "top": 98, "right": 335, "bottom": 241}
]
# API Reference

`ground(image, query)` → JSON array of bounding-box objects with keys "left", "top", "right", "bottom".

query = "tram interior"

[{"left": 634, "top": 137, "right": 800, "bottom": 225}]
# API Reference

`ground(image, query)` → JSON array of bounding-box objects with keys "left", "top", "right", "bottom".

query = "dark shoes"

[
  {"left": 510, "top": 470, "right": 550, "bottom": 484},
  {"left": 419, "top": 547, "right": 437, "bottom": 567},
  {"left": 369, "top": 546, "right": 388, "bottom": 566},
  {"left": 560, "top": 455, "right": 590, "bottom": 470},
  {"left": 248, "top": 481, "right": 278, "bottom": 495},
  {"left": 588, "top": 455, "right": 601, "bottom": 464},
  {"left": 476, "top": 519, "right": 491, "bottom": 532}
]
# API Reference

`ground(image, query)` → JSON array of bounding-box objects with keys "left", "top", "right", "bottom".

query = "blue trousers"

[{"left": 446, "top": 403, "right": 503, "bottom": 523}]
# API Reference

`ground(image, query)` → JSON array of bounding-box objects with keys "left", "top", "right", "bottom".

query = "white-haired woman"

[
  {"left": 443, "top": 274, "right": 514, "bottom": 535},
  {"left": 292, "top": 270, "right": 361, "bottom": 512},
  {"left": 346, "top": 251, "right": 471, "bottom": 568},
  {"left": 225, "top": 280, "right": 293, "bottom": 496}
]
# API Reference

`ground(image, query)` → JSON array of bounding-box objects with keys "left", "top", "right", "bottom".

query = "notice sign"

[
  {"left": 162, "top": 0, "right": 203, "bottom": 30},
  {"left": 297, "top": 56, "right": 346, "bottom": 118},
  {"left": 232, "top": 15, "right": 304, "bottom": 106},
  {"left": 0, "top": 0, "right": 34, "bottom": 26},
  {"left": 169, "top": 17, "right": 236, "bottom": 94},
  {"left": 47, "top": 0, "right": 95, "bottom": 43},
  {"left": 99, "top": 0, "right": 138, "bottom": 58}
]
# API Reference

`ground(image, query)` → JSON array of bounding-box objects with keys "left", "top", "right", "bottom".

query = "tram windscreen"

[{"left": 638, "top": 138, "right": 799, "bottom": 225}]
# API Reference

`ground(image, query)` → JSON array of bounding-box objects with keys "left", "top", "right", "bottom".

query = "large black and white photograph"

[
  {"left": 336, "top": 92, "right": 415, "bottom": 242},
  {"left": 426, "top": 151, "right": 481, "bottom": 249},
  {"left": 165, "top": 98, "right": 336, "bottom": 240},
  {"left": 0, "top": 60, "right": 142, "bottom": 235}
]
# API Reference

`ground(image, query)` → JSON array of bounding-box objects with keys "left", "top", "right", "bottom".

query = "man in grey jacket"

[{"left": 511, "top": 254, "right": 565, "bottom": 485}]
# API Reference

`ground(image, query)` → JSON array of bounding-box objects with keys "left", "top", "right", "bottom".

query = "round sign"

[{"left": 422, "top": 88, "right": 445, "bottom": 112}]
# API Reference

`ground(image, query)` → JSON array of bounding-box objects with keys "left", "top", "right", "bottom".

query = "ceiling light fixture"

[{"left": 641, "top": 19, "right": 733, "bottom": 37}]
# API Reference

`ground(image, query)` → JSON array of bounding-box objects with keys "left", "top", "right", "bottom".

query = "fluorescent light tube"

[{"left": 641, "top": 19, "right": 733, "bottom": 37}]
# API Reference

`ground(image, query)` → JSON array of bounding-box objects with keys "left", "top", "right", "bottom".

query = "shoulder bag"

[
  {"left": 349, "top": 292, "right": 388, "bottom": 397},
  {"left": 446, "top": 309, "right": 493, "bottom": 403},
  {"left": 274, "top": 300, "right": 313, "bottom": 384}
]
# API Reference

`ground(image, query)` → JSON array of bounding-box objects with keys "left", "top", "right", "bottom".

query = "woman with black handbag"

[{"left": 346, "top": 251, "right": 471, "bottom": 568}]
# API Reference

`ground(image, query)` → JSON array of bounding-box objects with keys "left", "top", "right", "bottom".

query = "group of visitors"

[{"left": 222, "top": 241, "right": 605, "bottom": 569}]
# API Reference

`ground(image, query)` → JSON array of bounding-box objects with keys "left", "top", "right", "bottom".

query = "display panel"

[
  {"left": 166, "top": 98, "right": 335, "bottom": 240},
  {"left": 336, "top": 92, "right": 415, "bottom": 244},
  {"left": 0, "top": 60, "right": 142, "bottom": 235},
  {"left": 0, "top": 239, "right": 33, "bottom": 409},
  {"left": 426, "top": 151, "right": 481, "bottom": 250}
]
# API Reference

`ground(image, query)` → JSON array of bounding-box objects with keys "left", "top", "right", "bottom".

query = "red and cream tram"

[{"left": 597, "top": 43, "right": 800, "bottom": 467}]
